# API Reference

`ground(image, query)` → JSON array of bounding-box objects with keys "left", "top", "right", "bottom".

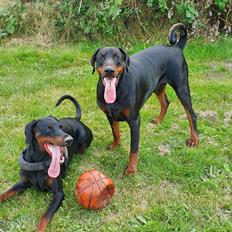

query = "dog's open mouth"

[
  {"left": 102, "top": 76, "right": 119, "bottom": 104},
  {"left": 44, "top": 143, "right": 68, "bottom": 178}
]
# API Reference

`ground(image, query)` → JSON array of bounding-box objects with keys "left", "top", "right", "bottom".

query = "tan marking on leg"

[
  {"left": 108, "top": 121, "right": 120, "bottom": 150},
  {"left": 185, "top": 108, "right": 199, "bottom": 147},
  {"left": 124, "top": 151, "right": 138, "bottom": 176},
  {"left": 0, "top": 190, "right": 17, "bottom": 202},
  {"left": 37, "top": 215, "right": 49, "bottom": 232},
  {"left": 153, "top": 86, "right": 169, "bottom": 124}
]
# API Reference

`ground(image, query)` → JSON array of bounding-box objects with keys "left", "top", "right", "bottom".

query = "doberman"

[
  {"left": 0, "top": 95, "right": 93, "bottom": 232},
  {"left": 91, "top": 23, "right": 199, "bottom": 176}
]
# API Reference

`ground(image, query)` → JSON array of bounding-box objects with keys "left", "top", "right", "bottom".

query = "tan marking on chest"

[{"left": 123, "top": 108, "right": 130, "bottom": 118}]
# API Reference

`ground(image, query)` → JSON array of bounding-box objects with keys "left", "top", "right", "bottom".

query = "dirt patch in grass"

[
  {"left": 199, "top": 111, "right": 218, "bottom": 121},
  {"left": 158, "top": 144, "right": 171, "bottom": 156},
  {"left": 179, "top": 111, "right": 218, "bottom": 122},
  {"left": 216, "top": 207, "right": 232, "bottom": 221},
  {"left": 224, "top": 61, "right": 232, "bottom": 70},
  {"left": 224, "top": 111, "right": 232, "bottom": 126},
  {"left": 179, "top": 114, "right": 187, "bottom": 120},
  {"left": 208, "top": 61, "right": 232, "bottom": 71}
]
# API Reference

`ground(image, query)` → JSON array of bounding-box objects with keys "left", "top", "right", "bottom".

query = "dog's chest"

[
  {"left": 104, "top": 104, "right": 130, "bottom": 121},
  {"left": 21, "top": 170, "right": 52, "bottom": 191}
]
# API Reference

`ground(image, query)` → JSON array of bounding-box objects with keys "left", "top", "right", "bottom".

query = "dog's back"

[
  {"left": 126, "top": 24, "right": 188, "bottom": 109},
  {"left": 55, "top": 95, "right": 93, "bottom": 156}
]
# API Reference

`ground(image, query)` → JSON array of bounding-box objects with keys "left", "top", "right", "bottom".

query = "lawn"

[{"left": 0, "top": 37, "right": 232, "bottom": 232}]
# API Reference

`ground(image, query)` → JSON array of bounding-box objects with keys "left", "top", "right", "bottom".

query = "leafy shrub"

[
  {"left": 0, "top": 1, "right": 25, "bottom": 38},
  {"left": 55, "top": 0, "right": 133, "bottom": 40},
  {"left": 176, "top": 3, "right": 199, "bottom": 24},
  {"left": 55, "top": 0, "right": 231, "bottom": 40},
  {"left": 0, "top": 0, "right": 231, "bottom": 41},
  {"left": 215, "top": 0, "right": 229, "bottom": 10}
]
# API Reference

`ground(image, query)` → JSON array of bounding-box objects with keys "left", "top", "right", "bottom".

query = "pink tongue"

[
  {"left": 44, "top": 144, "right": 62, "bottom": 178},
  {"left": 104, "top": 78, "right": 117, "bottom": 104}
]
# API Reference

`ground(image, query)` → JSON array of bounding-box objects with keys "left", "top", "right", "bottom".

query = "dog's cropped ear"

[
  {"left": 25, "top": 120, "right": 38, "bottom": 145},
  {"left": 91, "top": 48, "right": 100, "bottom": 74},
  {"left": 119, "top": 48, "right": 130, "bottom": 72}
]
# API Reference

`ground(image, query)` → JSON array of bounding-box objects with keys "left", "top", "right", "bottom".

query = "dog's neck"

[
  {"left": 24, "top": 141, "right": 49, "bottom": 163},
  {"left": 116, "top": 72, "right": 131, "bottom": 102}
]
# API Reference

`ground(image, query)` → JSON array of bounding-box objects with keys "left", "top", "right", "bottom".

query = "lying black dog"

[
  {"left": 91, "top": 23, "right": 198, "bottom": 176},
  {"left": 0, "top": 95, "right": 93, "bottom": 232}
]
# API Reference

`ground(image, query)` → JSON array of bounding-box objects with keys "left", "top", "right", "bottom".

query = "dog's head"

[
  {"left": 25, "top": 116, "right": 73, "bottom": 149},
  {"left": 91, "top": 47, "right": 130, "bottom": 104},
  {"left": 25, "top": 116, "right": 73, "bottom": 178}
]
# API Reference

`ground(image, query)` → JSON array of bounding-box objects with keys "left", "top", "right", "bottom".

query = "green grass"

[{"left": 0, "top": 37, "right": 232, "bottom": 232}]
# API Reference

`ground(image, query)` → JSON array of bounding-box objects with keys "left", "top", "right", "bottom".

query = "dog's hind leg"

[
  {"left": 174, "top": 83, "right": 198, "bottom": 147},
  {"left": 0, "top": 181, "right": 28, "bottom": 202},
  {"left": 152, "top": 84, "right": 170, "bottom": 124}
]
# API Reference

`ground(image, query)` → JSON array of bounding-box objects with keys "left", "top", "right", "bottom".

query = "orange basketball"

[{"left": 75, "top": 170, "right": 115, "bottom": 209}]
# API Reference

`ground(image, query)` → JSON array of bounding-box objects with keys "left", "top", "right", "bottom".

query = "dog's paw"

[
  {"left": 151, "top": 118, "right": 162, "bottom": 125},
  {"left": 124, "top": 165, "right": 137, "bottom": 176},
  {"left": 107, "top": 142, "right": 120, "bottom": 150},
  {"left": 187, "top": 137, "right": 199, "bottom": 147}
]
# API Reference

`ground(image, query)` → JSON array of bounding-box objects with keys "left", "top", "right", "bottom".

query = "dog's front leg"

[
  {"left": 106, "top": 115, "right": 121, "bottom": 150},
  {"left": 124, "top": 115, "right": 140, "bottom": 176},
  {"left": 37, "top": 180, "right": 64, "bottom": 232},
  {"left": 0, "top": 181, "right": 28, "bottom": 202}
]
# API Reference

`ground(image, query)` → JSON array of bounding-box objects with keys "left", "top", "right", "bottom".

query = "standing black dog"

[
  {"left": 0, "top": 95, "right": 93, "bottom": 232},
  {"left": 91, "top": 23, "right": 198, "bottom": 176}
]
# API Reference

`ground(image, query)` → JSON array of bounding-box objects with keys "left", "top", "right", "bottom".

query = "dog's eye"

[
  {"left": 114, "top": 55, "right": 120, "bottom": 59},
  {"left": 59, "top": 125, "right": 62, "bottom": 129},
  {"left": 99, "top": 54, "right": 105, "bottom": 59},
  {"left": 114, "top": 55, "right": 120, "bottom": 64},
  {"left": 46, "top": 126, "right": 53, "bottom": 132}
]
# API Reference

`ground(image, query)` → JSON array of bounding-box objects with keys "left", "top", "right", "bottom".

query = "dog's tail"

[
  {"left": 168, "top": 23, "right": 187, "bottom": 50},
  {"left": 55, "top": 95, "right": 82, "bottom": 120}
]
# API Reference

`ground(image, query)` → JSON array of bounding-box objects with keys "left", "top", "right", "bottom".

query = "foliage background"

[{"left": 0, "top": 0, "right": 231, "bottom": 43}]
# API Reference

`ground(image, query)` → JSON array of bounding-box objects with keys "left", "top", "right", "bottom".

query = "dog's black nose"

[
  {"left": 64, "top": 135, "right": 73, "bottom": 146},
  {"left": 104, "top": 66, "right": 115, "bottom": 74}
]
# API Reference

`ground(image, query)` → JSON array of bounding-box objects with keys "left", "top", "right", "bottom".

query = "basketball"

[{"left": 75, "top": 170, "right": 115, "bottom": 209}]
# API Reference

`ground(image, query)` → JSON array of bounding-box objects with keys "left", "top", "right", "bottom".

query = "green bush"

[
  {"left": 54, "top": 0, "right": 231, "bottom": 40},
  {"left": 176, "top": 3, "right": 199, "bottom": 24},
  {"left": 0, "top": 1, "right": 25, "bottom": 38},
  {"left": 55, "top": 0, "right": 134, "bottom": 39},
  {"left": 0, "top": 0, "right": 231, "bottom": 41}
]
